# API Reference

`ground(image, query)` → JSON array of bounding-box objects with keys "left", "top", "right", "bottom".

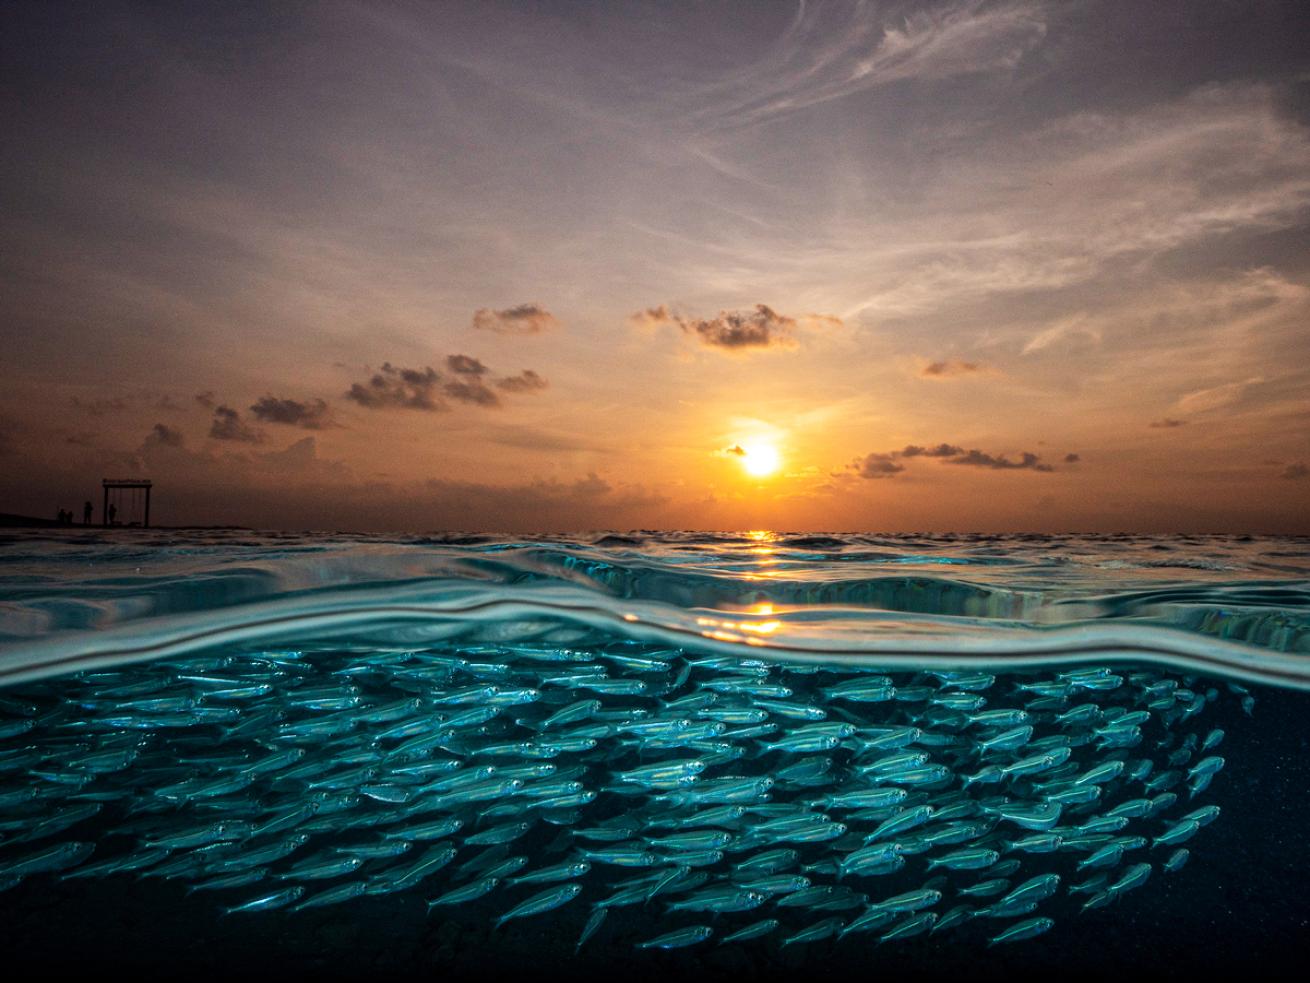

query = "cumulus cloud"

[
  {"left": 496, "top": 370, "right": 549, "bottom": 393},
  {"left": 443, "top": 377, "right": 500, "bottom": 407},
  {"left": 850, "top": 452, "right": 905, "bottom": 479},
  {"left": 144, "top": 422, "right": 184, "bottom": 448},
  {"left": 446, "top": 354, "right": 489, "bottom": 376},
  {"left": 346, "top": 363, "right": 444, "bottom": 411},
  {"left": 209, "top": 405, "right": 263, "bottom": 443},
  {"left": 901, "top": 443, "right": 966, "bottom": 459},
  {"left": 632, "top": 303, "right": 840, "bottom": 352},
  {"left": 472, "top": 303, "right": 558, "bottom": 334},
  {"left": 347, "top": 359, "right": 546, "bottom": 411},
  {"left": 249, "top": 396, "right": 334, "bottom": 429},
  {"left": 688, "top": 305, "right": 795, "bottom": 350},
  {"left": 950, "top": 449, "right": 1052, "bottom": 471},
  {"left": 850, "top": 441, "right": 1063, "bottom": 478},
  {"left": 921, "top": 360, "right": 982, "bottom": 378}
]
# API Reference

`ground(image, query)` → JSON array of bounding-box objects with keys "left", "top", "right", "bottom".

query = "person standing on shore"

[{"left": 82, "top": 501, "right": 93, "bottom": 525}]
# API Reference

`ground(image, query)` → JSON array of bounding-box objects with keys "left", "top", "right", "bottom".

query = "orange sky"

[{"left": 1, "top": 1, "right": 1307, "bottom": 532}]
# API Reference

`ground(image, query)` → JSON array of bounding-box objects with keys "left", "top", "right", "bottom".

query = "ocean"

[{"left": 1, "top": 528, "right": 1307, "bottom": 979}]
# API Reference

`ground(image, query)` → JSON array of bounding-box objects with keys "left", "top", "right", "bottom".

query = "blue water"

[{"left": 1, "top": 529, "right": 1308, "bottom": 978}]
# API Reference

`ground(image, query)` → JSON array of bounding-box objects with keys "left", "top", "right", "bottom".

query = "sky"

[{"left": 1, "top": 0, "right": 1308, "bottom": 533}]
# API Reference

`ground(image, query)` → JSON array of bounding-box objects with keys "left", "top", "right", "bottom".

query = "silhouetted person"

[
  {"left": 107, "top": 502, "right": 117, "bottom": 526},
  {"left": 83, "top": 501, "right": 93, "bottom": 525}
]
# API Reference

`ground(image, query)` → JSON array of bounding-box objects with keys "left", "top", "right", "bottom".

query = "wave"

[{"left": 0, "top": 532, "right": 1306, "bottom": 688}]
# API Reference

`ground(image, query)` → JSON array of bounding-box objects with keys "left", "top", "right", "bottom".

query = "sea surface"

[{"left": 1, "top": 529, "right": 1308, "bottom": 979}]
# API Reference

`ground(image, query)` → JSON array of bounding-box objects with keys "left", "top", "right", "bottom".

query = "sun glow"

[{"left": 738, "top": 442, "right": 781, "bottom": 477}]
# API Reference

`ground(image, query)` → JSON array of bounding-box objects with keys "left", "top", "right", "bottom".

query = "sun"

[{"left": 739, "top": 442, "right": 781, "bottom": 478}]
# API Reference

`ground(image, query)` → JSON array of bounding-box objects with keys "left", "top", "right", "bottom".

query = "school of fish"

[{"left": 0, "top": 640, "right": 1245, "bottom": 951}]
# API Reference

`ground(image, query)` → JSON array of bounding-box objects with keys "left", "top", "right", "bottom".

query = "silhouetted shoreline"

[{"left": 0, "top": 513, "right": 249, "bottom": 531}]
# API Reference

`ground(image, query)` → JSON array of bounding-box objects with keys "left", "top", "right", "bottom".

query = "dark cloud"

[
  {"left": 1064, "top": 453, "right": 1081, "bottom": 463},
  {"left": 346, "top": 363, "right": 445, "bottom": 411},
  {"left": 446, "top": 354, "right": 488, "bottom": 376},
  {"left": 249, "top": 396, "right": 334, "bottom": 429},
  {"left": 687, "top": 304, "right": 795, "bottom": 350},
  {"left": 144, "top": 422, "right": 184, "bottom": 448},
  {"left": 632, "top": 303, "right": 841, "bottom": 352},
  {"left": 1149, "top": 418, "right": 1188, "bottom": 428},
  {"left": 921, "top": 360, "right": 981, "bottom": 377},
  {"left": 347, "top": 360, "right": 545, "bottom": 410},
  {"left": 1282, "top": 462, "right": 1308, "bottom": 480},
  {"left": 495, "top": 370, "right": 548, "bottom": 393},
  {"left": 195, "top": 391, "right": 216, "bottom": 409},
  {"left": 472, "top": 303, "right": 558, "bottom": 334},
  {"left": 443, "top": 377, "right": 500, "bottom": 407},
  {"left": 209, "top": 405, "right": 263, "bottom": 443},
  {"left": 724, "top": 444, "right": 747, "bottom": 457},
  {"left": 901, "top": 443, "right": 965, "bottom": 458},
  {"left": 850, "top": 452, "right": 905, "bottom": 479},
  {"left": 850, "top": 441, "right": 1061, "bottom": 478},
  {"left": 949, "top": 449, "right": 1053, "bottom": 471}
]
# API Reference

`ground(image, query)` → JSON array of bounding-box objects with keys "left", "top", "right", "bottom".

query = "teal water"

[{"left": 0, "top": 530, "right": 1307, "bottom": 977}]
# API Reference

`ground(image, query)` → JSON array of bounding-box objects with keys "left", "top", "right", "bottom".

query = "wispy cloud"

[
  {"left": 692, "top": 1, "right": 1047, "bottom": 129},
  {"left": 1175, "top": 376, "right": 1266, "bottom": 414}
]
